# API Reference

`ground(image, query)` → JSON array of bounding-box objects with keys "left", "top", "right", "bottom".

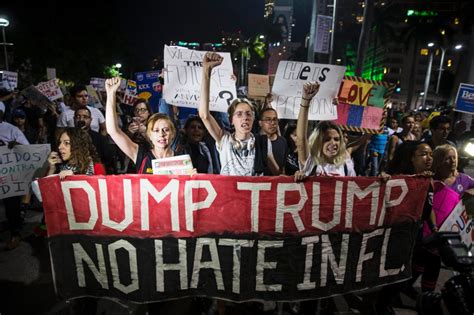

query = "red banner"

[
  {"left": 39, "top": 174, "right": 430, "bottom": 303},
  {"left": 40, "top": 175, "right": 427, "bottom": 238}
]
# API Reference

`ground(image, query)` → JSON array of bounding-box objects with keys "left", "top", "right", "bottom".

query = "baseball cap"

[
  {"left": 0, "top": 101, "right": 5, "bottom": 113},
  {"left": 12, "top": 108, "right": 26, "bottom": 118}
]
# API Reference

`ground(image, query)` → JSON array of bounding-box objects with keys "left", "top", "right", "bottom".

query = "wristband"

[
  {"left": 302, "top": 97, "right": 312, "bottom": 101},
  {"left": 300, "top": 104, "right": 310, "bottom": 108}
]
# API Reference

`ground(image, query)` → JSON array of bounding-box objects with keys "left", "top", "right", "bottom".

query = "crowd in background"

[{"left": 1, "top": 52, "right": 473, "bottom": 313}]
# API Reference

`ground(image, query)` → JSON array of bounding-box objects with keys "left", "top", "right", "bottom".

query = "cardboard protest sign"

[
  {"left": 248, "top": 74, "right": 270, "bottom": 97},
  {"left": 163, "top": 45, "right": 237, "bottom": 112},
  {"left": 0, "top": 144, "right": 50, "bottom": 199},
  {"left": 86, "top": 85, "right": 103, "bottom": 109},
  {"left": 40, "top": 174, "right": 429, "bottom": 303},
  {"left": 20, "top": 85, "right": 53, "bottom": 111},
  {"left": 271, "top": 61, "right": 346, "bottom": 120},
  {"left": 454, "top": 83, "right": 474, "bottom": 114},
  {"left": 135, "top": 71, "right": 162, "bottom": 112},
  {"left": 36, "top": 79, "right": 64, "bottom": 101},
  {"left": 123, "top": 80, "right": 138, "bottom": 105},
  {"left": 334, "top": 76, "right": 395, "bottom": 134},
  {"left": 90, "top": 78, "right": 106, "bottom": 92},
  {"left": 439, "top": 200, "right": 473, "bottom": 248},
  {"left": 0, "top": 70, "right": 18, "bottom": 91}
]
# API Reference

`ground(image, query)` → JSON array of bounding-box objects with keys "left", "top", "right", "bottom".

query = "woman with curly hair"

[{"left": 46, "top": 127, "right": 106, "bottom": 179}]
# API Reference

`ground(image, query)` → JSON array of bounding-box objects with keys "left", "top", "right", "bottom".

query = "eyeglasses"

[
  {"left": 134, "top": 108, "right": 148, "bottom": 113},
  {"left": 76, "top": 94, "right": 88, "bottom": 98},
  {"left": 261, "top": 118, "right": 278, "bottom": 123},
  {"left": 233, "top": 111, "right": 254, "bottom": 118}
]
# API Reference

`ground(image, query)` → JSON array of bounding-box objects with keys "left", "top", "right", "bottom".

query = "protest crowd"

[{"left": 1, "top": 49, "right": 473, "bottom": 315}]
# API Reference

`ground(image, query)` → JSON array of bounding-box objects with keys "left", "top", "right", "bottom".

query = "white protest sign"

[
  {"left": 0, "top": 144, "right": 51, "bottom": 199},
  {"left": 36, "top": 79, "right": 64, "bottom": 101},
  {"left": 90, "top": 77, "right": 106, "bottom": 92},
  {"left": 86, "top": 85, "right": 103, "bottom": 109},
  {"left": 439, "top": 200, "right": 473, "bottom": 248},
  {"left": 123, "top": 80, "right": 137, "bottom": 105},
  {"left": 0, "top": 70, "right": 18, "bottom": 91},
  {"left": 271, "top": 61, "right": 346, "bottom": 120},
  {"left": 163, "top": 45, "right": 237, "bottom": 112},
  {"left": 152, "top": 154, "right": 194, "bottom": 175}
]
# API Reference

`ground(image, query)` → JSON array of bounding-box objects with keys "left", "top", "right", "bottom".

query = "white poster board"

[
  {"left": 439, "top": 200, "right": 473, "bottom": 248},
  {"left": 271, "top": 61, "right": 346, "bottom": 120},
  {"left": 314, "top": 15, "right": 332, "bottom": 54},
  {"left": 163, "top": 45, "right": 237, "bottom": 112},
  {"left": 0, "top": 70, "right": 18, "bottom": 91},
  {"left": 0, "top": 144, "right": 51, "bottom": 199},
  {"left": 36, "top": 79, "right": 64, "bottom": 101}
]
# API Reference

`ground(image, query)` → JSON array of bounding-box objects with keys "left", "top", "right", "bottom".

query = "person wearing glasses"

[
  {"left": 126, "top": 98, "right": 152, "bottom": 146},
  {"left": 198, "top": 52, "right": 270, "bottom": 176},
  {"left": 258, "top": 108, "right": 287, "bottom": 175},
  {"left": 57, "top": 85, "right": 107, "bottom": 135},
  {"left": 106, "top": 77, "right": 181, "bottom": 174}
]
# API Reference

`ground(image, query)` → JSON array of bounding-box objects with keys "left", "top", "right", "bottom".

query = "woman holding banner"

[
  {"left": 198, "top": 52, "right": 269, "bottom": 176},
  {"left": 105, "top": 77, "right": 179, "bottom": 174},
  {"left": 294, "top": 82, "right": 356, "bottom": 180}
]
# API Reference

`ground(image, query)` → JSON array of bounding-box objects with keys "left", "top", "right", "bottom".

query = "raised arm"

[
  {"left": 105, "top": 77, "right": 139, "bottom": 163},
  {"left": 198, "top": 52, "right": 225, "bottom": 144},
  {"left": 296, "top": 82, "right": 320, "bottom": 166}
]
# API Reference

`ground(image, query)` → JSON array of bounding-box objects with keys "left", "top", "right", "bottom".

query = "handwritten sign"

[
  {"left": 90, "top": 78, "right": 106, "bottom": 92},
  {"left": 271, "top": 61, "right": 346, "bottom": 120},
  {"left": 163, "top": 45, "right": 237, "bottom": 112},
  {"left": 0, "top": 144, "right": 50, "bottom": 199},
  {"left": 248, "top": 74, "right": 270, "bottom": 97},
  {"left": 334, "top": 76, "right": 394, "bottom": 133},
  {"left": 0, "top": 70, "right": 18, "bottom": 91},
  {"left": 36, "top": 79, "right": 64, "bottom": 101}
]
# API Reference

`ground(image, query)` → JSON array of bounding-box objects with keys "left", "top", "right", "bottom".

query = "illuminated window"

[
  {"left": 454, "top": 18, "right": 459, "bottom": 25},
  {"left": 383, "top": 67, "right": 388, "bottom": 74},
  {"left": 441, "top": 29, "right": 445, "bottom": 35},
  {"left": 447, "top": 59, "right": 452, "bottom": 67},
  {"left": 420, "top": 48, "right": 429, "bottom": 56}
]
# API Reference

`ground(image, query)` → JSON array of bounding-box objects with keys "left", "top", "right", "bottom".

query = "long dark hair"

[
  {"left": 386, "top": 141, "right": 423, "bottom": 175},
  {"left": 58, "top": 128, "right": 100, "bottom": 174},
  {"left": 284, "top": 122, "right": 297, "bottom": 152}
]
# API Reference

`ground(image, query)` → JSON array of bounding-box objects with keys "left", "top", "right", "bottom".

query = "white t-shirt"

[
  {"left": 301, "top": 153, "right": 356, "bottom": 177},
  {"left": 0, "top": 121, "right": 30, "bottom": 145},
  {"left": 57, "top": 105, "right": 105, "bottom": 132},
  {"left": 217, "top": 132, "right": 256, "bottom": 176}
]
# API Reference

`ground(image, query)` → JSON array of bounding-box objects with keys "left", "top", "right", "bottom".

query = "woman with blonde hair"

[
  {"left": 105, "top": 77, "right": 177, "bottom": 174},
  {"left": 296, "top": 82, "right": 355, "bottom": 178}
]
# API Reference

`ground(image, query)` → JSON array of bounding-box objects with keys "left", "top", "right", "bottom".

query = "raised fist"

[
  {"left": 203, "top": 52, "right": 223, "bottom": 70},
  {"left": 105, "top": 77, "right": 121, "bottom": 94}
]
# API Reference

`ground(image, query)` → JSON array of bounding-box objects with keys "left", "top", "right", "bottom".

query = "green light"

[{"left": 406, "top": 10, "right": 438, "bottom": 17}]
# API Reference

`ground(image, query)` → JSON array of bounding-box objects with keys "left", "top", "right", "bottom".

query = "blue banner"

[
  {"left": 455, "top": 83, "right": 474, "bottom": 114},
  {"left": 134, "top": 71, "right": 162, "bottom": 113}
]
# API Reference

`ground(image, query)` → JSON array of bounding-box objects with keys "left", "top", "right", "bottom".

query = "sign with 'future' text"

[
  {"left": 163, "top": 45, "right": 237, "bottom": 112},
  {"left": 39, "top": 174, "right": 428, "bottom": 303}
]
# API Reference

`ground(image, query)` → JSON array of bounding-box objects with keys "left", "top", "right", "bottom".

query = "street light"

[
  {"left": 0, "top": 17, "right": 9, "bottom": 71},
  {"left": 435, "top": 44, "right": 462, "bottom": 94},
  {"left": 115, "top": 63, "right": 122, "bottom": 69}
]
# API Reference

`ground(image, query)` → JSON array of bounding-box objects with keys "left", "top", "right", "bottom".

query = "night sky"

[{"left": 0, "top": 0, "right": 311, "bottom": 82}]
